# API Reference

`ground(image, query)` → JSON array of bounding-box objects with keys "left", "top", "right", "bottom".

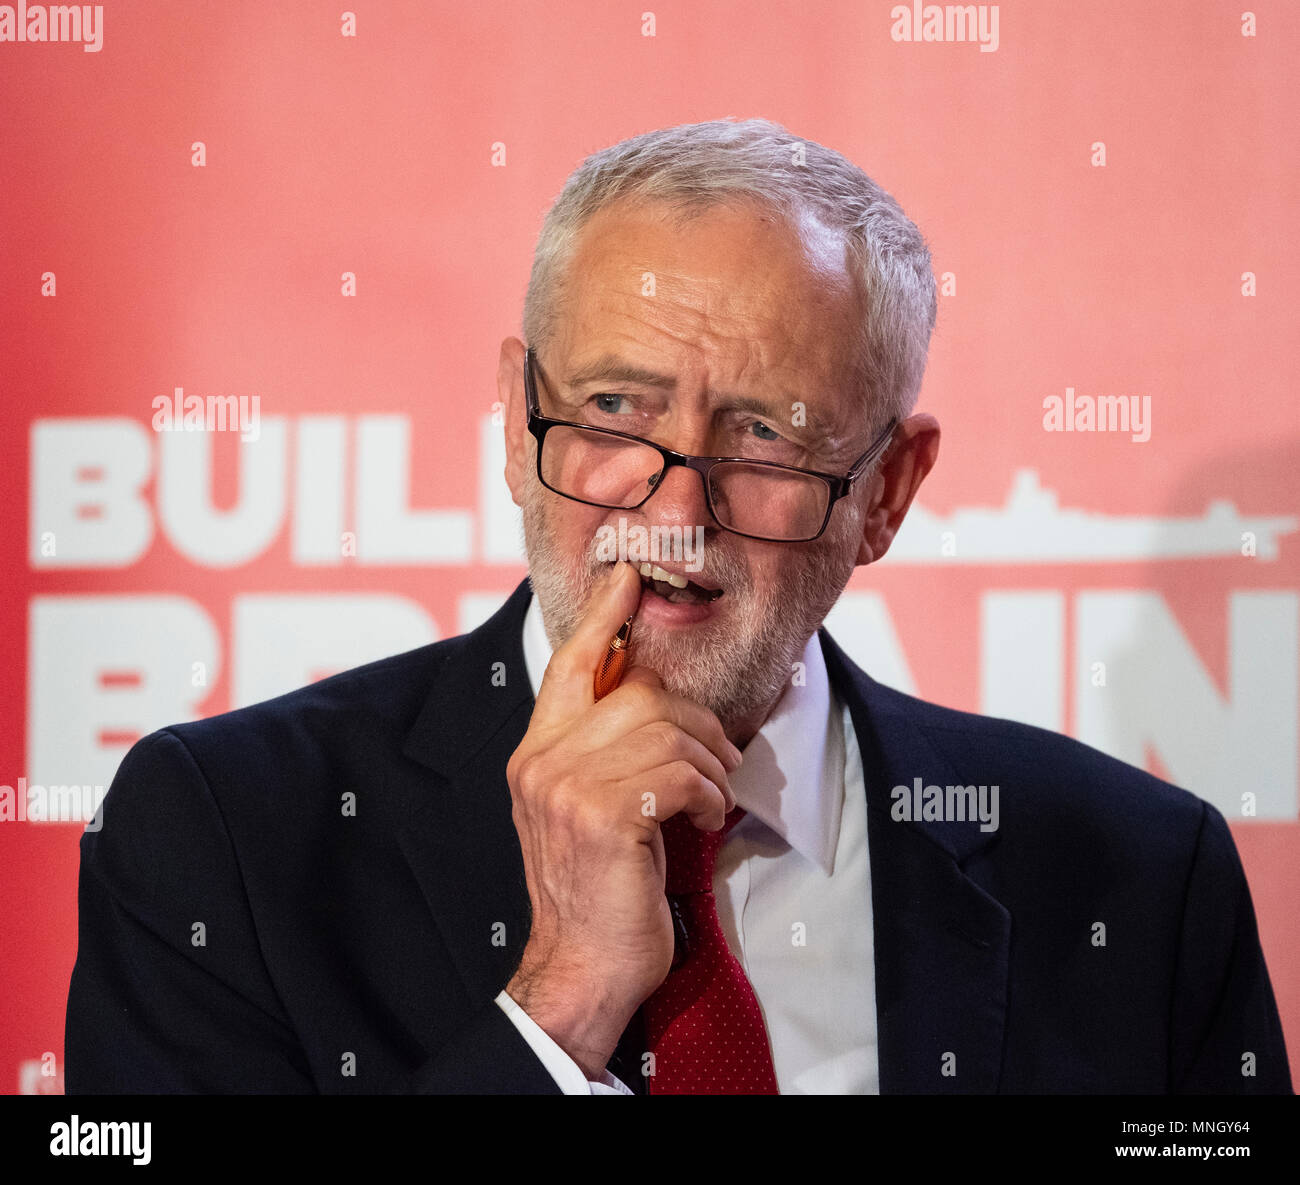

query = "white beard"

[{"left": 519, "top": 459, "right": 863, "bottom": 734}]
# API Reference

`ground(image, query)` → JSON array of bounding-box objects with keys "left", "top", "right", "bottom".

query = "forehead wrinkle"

[
  {"left": 567, "top": 207, "right": 842, "bottom": 355},
  {"left": 557, "top": 200, "right": 868, "bottom": 451}
]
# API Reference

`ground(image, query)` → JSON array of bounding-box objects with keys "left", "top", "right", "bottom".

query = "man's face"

[{"left": 505, "top": 198, "right": 891, "bottom": 735}]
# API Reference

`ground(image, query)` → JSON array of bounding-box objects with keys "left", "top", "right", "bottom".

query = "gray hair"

[{"left": 522, "top": 117, "right": 938, "bottom": 429}]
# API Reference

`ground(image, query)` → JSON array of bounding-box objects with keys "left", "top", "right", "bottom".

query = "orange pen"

[{"left": 593, "top": 612, "right": 637, "bottom": 700}]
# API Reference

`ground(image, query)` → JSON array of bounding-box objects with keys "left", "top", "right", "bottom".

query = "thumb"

[
  {"left": 535, "top": 561, "right": 643, "bottom": 720},
  {"left": 618, "top": 663, "right": 662, "bottom": 691}
]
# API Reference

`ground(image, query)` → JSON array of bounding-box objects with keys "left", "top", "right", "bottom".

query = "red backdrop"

[{"left": 1, "top": 0, "right": 1296, "bottom": 1093}]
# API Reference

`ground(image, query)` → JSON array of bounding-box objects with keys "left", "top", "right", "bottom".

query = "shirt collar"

[{"left": 521, "top": 592, "right": 843, "bottom": 875}]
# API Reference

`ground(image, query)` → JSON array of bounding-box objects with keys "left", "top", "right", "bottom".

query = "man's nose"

[{"left": 641, "top": 461, "right": 714, "bottom": 532}]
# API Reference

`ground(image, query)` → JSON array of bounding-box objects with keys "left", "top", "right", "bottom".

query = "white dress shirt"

[{"left": 494, "top": 594, "right": 880, "bottom": 1094}]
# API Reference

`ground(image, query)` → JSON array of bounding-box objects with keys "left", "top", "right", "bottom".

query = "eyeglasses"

[{"left": 523, "top": 346, "right": 897, "bottom": 543}]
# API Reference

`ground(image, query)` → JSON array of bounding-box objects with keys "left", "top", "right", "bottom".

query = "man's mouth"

[{"left": 637, "top": 562, "right": 724, "bottom": 606}]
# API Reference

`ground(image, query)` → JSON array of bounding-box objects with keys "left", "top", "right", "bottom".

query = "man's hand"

[{"left": 505, "top": 560, "right": 743, "bottom": 1080}]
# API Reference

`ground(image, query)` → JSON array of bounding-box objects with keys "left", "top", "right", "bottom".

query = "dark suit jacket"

[{"left": 65, "top": 579, "right": 1292, "bottom": 1093}]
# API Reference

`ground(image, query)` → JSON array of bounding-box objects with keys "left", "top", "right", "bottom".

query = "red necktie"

[{"left": 642, "top": 807, "right": 780, "bottom": 1094}]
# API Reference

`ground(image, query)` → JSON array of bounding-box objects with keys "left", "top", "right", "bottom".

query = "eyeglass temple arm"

[{"left": 844, "top": 418, "right": 898, "bottom": 483}]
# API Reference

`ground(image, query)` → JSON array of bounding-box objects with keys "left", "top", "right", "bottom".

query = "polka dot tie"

[{"left": 642, "top": 807, "right": 780, "bottom": 1094}]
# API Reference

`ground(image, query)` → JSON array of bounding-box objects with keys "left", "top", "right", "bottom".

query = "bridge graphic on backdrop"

[{"left": 888, "top": 470, "right": 1297, "bottom": 564}]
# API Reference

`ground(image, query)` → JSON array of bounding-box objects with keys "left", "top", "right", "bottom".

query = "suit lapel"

[
  {"left": 393, "top": 580, "right": 649, "bottom": 1092},
  {"left": 395, "top": 581, "right": 537, "bottom": 1003},
  {"left": 820, "top": 628, "right": 1011, "bottom": 1094}
]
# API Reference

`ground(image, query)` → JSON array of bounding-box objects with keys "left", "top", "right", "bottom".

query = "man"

[{"left": 66, "top": 119, "right": 1290, "bottom": 1094}]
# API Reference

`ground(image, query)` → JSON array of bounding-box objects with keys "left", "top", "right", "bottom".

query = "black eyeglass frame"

[{"left": 523, "top": 346, "right": 898, "bottom": 543}]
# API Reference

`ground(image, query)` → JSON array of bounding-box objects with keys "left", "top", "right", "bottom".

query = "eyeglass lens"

[{"left": 540, "top": 424, "right": 830, "bottom": 541}]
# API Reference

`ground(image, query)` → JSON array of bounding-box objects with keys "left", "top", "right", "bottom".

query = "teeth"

[
  {"left": 636, "top": 561, "right": 720, "bottom": 598},
  {"left": 651, "top": 565, "right": 688, "bottom": 588}
]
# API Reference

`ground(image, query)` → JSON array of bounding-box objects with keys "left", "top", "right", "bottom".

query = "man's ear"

[
  {"left": 855, "top": 413, "right": 940, "bottom": 566},
  {"left": 499, "top": 336, "right": 528, "bottom": 508}
]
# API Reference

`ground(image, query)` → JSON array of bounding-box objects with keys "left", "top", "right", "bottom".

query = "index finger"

[{"left": 533, "top": 561, "right": 643, "bottom": 725}]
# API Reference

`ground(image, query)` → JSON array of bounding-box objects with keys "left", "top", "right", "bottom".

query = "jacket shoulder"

[
  {"left": 846, "top": 663, "right": 1213, "bottom": 839},
  {"left": 104, "top": 631, "right": 480, "bottom": 835},
  {"left": 171, "top": 635, "right": 463, "bottom": 750}
]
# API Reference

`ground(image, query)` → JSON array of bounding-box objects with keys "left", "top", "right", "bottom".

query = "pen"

[{"left": 593, "top": 612, "right": 637, "bottom": 700}]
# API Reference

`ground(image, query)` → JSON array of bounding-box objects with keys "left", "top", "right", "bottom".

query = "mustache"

[{"left": 579, "top": 534, "right": 753, "bottom": 596}]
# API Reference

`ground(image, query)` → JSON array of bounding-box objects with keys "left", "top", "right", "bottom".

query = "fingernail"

[{"left": 728, "top": 741, "right": 743, "bottom": 767}]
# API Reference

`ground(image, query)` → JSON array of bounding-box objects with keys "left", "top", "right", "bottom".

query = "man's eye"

[
  {"left": 748, "top": 421, "right": 782, "bottom": 442},
  {"left": 593, "top": 393, "right": 628, "bottom": 414}
]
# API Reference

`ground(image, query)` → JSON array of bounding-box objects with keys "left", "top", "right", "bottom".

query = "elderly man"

[{"left": 66, "top": 119, "right": 1290, "bottom": 1095}]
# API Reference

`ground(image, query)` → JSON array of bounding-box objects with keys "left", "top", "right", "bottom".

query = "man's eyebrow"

[
  {"left": 721, "top": 393, "right": 833, "bottom": 439},
  {"left": 565, "top": 355, "right": 677, "bottom": 390},
  {"left": 563, "top": 354, "right": 837, "bottom": 440}
]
